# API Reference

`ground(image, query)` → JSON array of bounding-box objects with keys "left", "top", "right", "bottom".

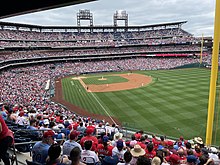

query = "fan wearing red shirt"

[
  {"left": 72, "top": 121, "right": 79, "bottom": 130},
  {"left": 80, "top": 128, "right": 98, "bottom": 151},
  {"left": 96, "top": 135, "right": 113, "bottom": 157},
  {"left": 178, "top": 148, "right": 187, "bottom": 164},
  {"left": 145, "top": 142, "right": 156, "bottom": 159},
  {"left": 137, "top": 136, "right": 147, "bottom": 150},
  {"left": 86, "top": 122, "right": 96, "bottom": 133},
  {"left": 0, "top": 115, "right": 14, "bottom": 165},
  {"left": 151, "top": 134, "right": 158, "bottom": 144}
]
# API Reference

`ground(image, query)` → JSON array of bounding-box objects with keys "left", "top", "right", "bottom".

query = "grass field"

[
  {"left": 82, "top": 75, "right": 128, "bottom": 85},
  {"left": 62, "top": 68, "right": 220, "bottom": 145}
]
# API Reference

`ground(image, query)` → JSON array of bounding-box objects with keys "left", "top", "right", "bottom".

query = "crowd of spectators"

[
  {"left": 0, "top": 27, "right": 201, "bottom": 49},
  {"left": 0, "top": 44, "right": 201, "bottom": 61},
  {"left": 0, "top": 28, "right": 194, "bottom": 41},
  {"left": 1, "top": 105, "right": 220, "bottom": 165}
]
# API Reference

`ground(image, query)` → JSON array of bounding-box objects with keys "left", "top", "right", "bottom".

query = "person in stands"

[
  {"left": 117, "top": 150, "right": 132, "bottom": 165},
  {"left": 81, "top": 140, "right": 100, "bottom": 164},
  {"left": 32, "top": 130, "right": 55, "bottom": 164},
  {"left": 145, "top": 142, "right": 156, "bottom": 159},
  {"left": 63, "top": 130, "right": 82, "bottom": 156},
  {"left": 0, "top": 114, "right": 14, "bottom": 165},
  {"left": 129, "top": 144, "right": 146, "bottom": 165},
  {"left": 96, "top": 135, "right": 113, "bottom": 158},
  {"left": 46, "top": 143, "right": 71, "bottom": 165},
  {"left": 112, "top": 139, "right": 127, "bottom": 162},
  {"left": 80, "top": 128, "right": 98, "bottom": 151},
  {"left": 69, "top": 147, "right": 86, "bottom": 165}
]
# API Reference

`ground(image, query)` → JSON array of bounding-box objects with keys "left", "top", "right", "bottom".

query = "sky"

[{"left": 0, "top": 0, "right": 216, "bottom": 37}]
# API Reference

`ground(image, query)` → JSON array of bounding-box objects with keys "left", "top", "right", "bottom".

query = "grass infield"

[
  {"left": 82, "top": 75, "right": 128, "bottom": 85},
  {"left": 62, "top": 68, "right": 220, "bottom": 145}
]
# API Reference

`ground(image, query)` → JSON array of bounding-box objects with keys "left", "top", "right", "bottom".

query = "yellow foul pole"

[
  {"left": 200, "top": 33, "right": 204, "bottom": 64},
  {"left": 206, "top": 0, "right": 220, "bottom": 146}
]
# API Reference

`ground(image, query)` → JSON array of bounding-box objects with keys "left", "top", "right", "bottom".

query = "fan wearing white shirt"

[{"left": 81, "top": 140, "right": 100, "bottom": 164}]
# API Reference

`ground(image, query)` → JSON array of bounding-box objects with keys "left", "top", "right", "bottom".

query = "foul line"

[{"left": 89, "top": 91, "right": 117, "bottom": 125}]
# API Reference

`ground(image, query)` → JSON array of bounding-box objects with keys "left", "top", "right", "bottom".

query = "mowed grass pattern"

[{"left": 62, "top": 68, "right": 220, "bottom": 145}]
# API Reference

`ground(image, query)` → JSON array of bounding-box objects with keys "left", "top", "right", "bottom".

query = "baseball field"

[{"left": 59, "top": 68, "right": 220, "bottom": 145}]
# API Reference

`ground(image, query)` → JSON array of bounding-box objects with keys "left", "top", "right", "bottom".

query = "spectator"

[
  {"left": 194, "top": 137, "right": 204, "bottom": 149},
  {"left": 0, "top": 114, "right": 14, "bottom": 165},
  {"left": 15, "top": 111, "right": 28, "bottom": 126},
  {"left": 40, "top": 119, "right": 50, "bottom": 130},
  {"left": 117, "top": 150, "right": 132, "bottom": 165},
  {"left": 159, "top": 136, "right": 167, "bottom": 147},
  {"left": 32, "top": 130, "right": 55, "bottom": 164},
  {"left": 102, "top": 155, "right": 119, "bottom": 165},
  {"left": 112, "top": 132, "right": 123, "bottom": 147},
  {"left": 46, "top": 143, "right": 70, "bottom": 165},
  {"left": 136, "top": 156, "right": 151, "bottom": 165},
  {"left": 151, "top": 156, "right": 161, "bottom": 165},
  {"left": 177, "top": 148, "right": 187, "bottom": 164},
  {"left": 63, "top": 130, "right": 82, "bottom": 156},
  {"left": 96, "top": 135, "right": 113, "bottom": 157},
  {"left": 69, "top": 147, "right": 86, "bottom": 165},
  {"left": 26, "top": 118, "right": 39, "bottom": 137},
  {"left": 81, "top": 140, "right": 100, "bottom": 164},
  {"left": 145, "top": 142, "right": 156, "bottom": 159},
  {"left": 137, "top": 136, "right": 146, "bottom": 150},
  {"left": 112, "top": 140, "right": 127, "bottom": 162},
  {"left": 129, "top": 134, "right": 137, "bottom": 148},
  {"left": 109, "top": 123, "right": 119, "bottom": 140},
  {"left": 80, "top": 128, "right": 98, "bottom": 151},
  {"left": 167, "top": 153, "right": 180, "bottom": 165},
  {"left": 6, "top": 108, "right": 16, "bottom": 122},
  {"left": 186, "top": 155, "right": 199, "bottom": 165},
  {"left": 77, "top": 122, "right": 86, "bottom": 136},
  {"left": 134, "top": 130, "right": 143, "bottom": 141},
  {"left": 129, "top": 144, "right": 146, "bottom": 165},
  {"left": 1, "top": 105, "right": 9, "bottom": 120},
  {"left": 208, "top": 147, "right": 220, "bottom": 165}
]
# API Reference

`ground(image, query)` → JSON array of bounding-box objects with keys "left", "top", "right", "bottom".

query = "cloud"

[{"left": 0, "top": 0, "right": 215, "bottom": 36}]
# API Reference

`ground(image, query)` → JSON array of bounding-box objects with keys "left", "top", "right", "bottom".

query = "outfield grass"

[{"left": 62, "top": 68, "right": 220, "bottom": 145}]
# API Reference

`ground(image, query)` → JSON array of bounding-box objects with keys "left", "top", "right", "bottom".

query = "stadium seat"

[{"left": 14, "top": 137, "right": 32, "bottom": 152}]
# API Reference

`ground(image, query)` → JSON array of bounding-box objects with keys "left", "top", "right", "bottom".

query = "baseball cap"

[
  {"left": 117, "top": 140, "right": 124, "bottom": 148},
  {"left": 43, "top": 130, "right": 55, "bottom": 138},
  {"left": 67, "top": 125, "right": 73, "bottom": 130},
  {"left": 168, "top": 154, "right": 180, "bottom": 164},
  {"left": 43, "top": 119, "right": 50, "bottom": 125},
  {"left": 158, "top": 145, "right": 164, "bottom": 150},
  {"left": 187, "top": 155, "right": 199, "bottom": 164},
  {"left": 210, "top": 147, "right": 218, "bottom": 153},
  {"left": 102, "top": 155, "right": 119, "bottom": 165},
  {"left": 103, "top": 135, "right": 109, "bottom": 143},
  {"left": 19, "top": 111, "right": 25, "bottom": 117},
  {"left": 201, "top": 148, "right": 209, "bottom": 155},
  {"left": 167, "top": 140, "right": 174, "bottom": 147},
  {"left": 86, "top": 128, "right": 94, "bottom": 135},
  {"left": 69, "top": 130, "right": 80, "bottom": 140}
]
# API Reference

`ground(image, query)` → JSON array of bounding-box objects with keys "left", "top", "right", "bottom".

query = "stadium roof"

[
  {"left": 0, "top": 0, "right": 97, "bottom": 19},
  {"left": 0, "top": 20, "right": 187, "bottom": 30}
]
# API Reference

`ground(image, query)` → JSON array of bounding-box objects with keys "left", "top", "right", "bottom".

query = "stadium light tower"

[
  {"left": 77, "top": 9, "right": 93, "bottom": 27},
  {"left": 113, "top": 10, "right": 128, "bottom": 27}
]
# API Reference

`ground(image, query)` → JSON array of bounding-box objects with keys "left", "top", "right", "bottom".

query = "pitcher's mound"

[{"left": 84, "top": 73, "right": 152, "bottom": 92}]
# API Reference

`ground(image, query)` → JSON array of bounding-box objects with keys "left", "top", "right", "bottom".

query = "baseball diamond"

[{"left": 51, "top": 69, "right": 220, "bottom": 145}]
